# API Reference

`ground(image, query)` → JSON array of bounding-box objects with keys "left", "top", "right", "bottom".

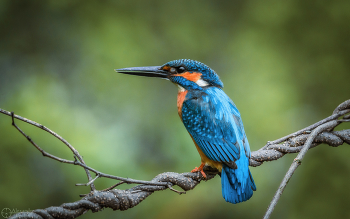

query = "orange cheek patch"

[{"left": 175, "top": 72, "right": 202, "bottom": 82}]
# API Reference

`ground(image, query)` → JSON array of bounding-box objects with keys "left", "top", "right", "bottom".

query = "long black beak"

[{"left": 115, "top": 66, "right": 169, "bottom": 79}]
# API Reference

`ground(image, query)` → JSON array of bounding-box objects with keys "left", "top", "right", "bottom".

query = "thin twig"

[
  {"left": 72, "top": 159, "right": 169, "bottom": 186},
  {"left": 76, "top": 174, "right": 100, "bottom": 186},
  {"left": 101, "top": 181, "right": 125, "bottom": 191},
  {"left": 10, "top": 112, "right": 75, "bottom": 164},
  {"left": 0, "top": 109, "right": 96, "bottom": 191},
  {"left": 261, "top": 108, "right": 350, "bottom": 150},
  {"left": 3, "top": 110, "right": 175, "bottom": 188},
  {"left": 168, "top": 184, "right": 186, "bottom": 194},
  {"left": 262, "top": 120, "right": 339, "bottom": 219}
]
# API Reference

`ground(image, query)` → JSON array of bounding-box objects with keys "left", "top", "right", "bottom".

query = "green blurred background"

[{"left": 0, "top": 0, "right": 349, "bottom": 218}]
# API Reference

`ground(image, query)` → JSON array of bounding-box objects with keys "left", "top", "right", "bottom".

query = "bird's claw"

[{"left": 191, "top": 163, "right": 207, "bottom": 178}]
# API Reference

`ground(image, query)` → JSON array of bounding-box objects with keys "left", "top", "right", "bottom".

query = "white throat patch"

[{"left": 178, "top": 85, "right": 186, "bottom": 92}]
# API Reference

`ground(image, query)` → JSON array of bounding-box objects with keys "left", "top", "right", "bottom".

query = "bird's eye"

[
  {"left": 177, "top": 66, "right": 185, "bottom": 73},
  {"left": 170, "top": 67, "right": 176, "bottom": 74}
]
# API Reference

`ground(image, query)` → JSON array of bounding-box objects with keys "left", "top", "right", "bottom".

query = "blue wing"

[{"left": 181, "top": 87, "right": 251, "bottom": 163}]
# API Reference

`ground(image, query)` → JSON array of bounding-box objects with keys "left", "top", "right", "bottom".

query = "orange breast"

[{"left": 177, "top": 90, "right": 188, "bottom": 118}]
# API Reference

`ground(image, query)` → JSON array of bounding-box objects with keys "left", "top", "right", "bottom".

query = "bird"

[{"left": 115, "top": 59, "right": 256, "bottom": 204}]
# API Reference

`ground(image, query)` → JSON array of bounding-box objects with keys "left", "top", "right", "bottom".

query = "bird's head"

[{"left": 116, "top": 59, "right": 223, "bottom": 91}]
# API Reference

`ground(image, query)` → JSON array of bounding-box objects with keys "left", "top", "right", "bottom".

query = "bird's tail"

[{"left": 221, "top": 162, "right": 256, "bottom": 204}]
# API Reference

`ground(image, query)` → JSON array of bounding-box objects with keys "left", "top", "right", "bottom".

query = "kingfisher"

[{"left": 116, "top": 59, "right": 256, "bottom": 204}]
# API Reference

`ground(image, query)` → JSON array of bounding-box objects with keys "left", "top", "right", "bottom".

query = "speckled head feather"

[{"left": 162, "top": 59, "right": 224, "bottom": 88}]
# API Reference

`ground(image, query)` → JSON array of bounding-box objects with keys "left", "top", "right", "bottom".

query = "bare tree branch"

[
  {"left": 1, "top": 99, "right": 349, "bottom": 219},
  {"left": 0, "top": 109, "right": 96, "bottom": 191},
  {"left": 263, "top": 120, "right": 340, "bottom": 219},
  {"left": 5, "top": 111, "right": 176, "bottom": 188}
]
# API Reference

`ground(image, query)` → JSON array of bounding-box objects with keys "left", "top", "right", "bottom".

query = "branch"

[
  {"left": 1, "top": 99, "right": 349, "bottom": 219},
  {"left": 0, "top": 109, "right": 96, "bottom": 191},
  {"left": 5, "top": 111, "right": 173, "bottom": 188},
  {"left": 263, "top": 120, "right": 340, "bottom": 219}
]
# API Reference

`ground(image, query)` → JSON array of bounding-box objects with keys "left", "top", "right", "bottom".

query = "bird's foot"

[{"left": 191, "top": 162, "right": 207, "bottom": 178}]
